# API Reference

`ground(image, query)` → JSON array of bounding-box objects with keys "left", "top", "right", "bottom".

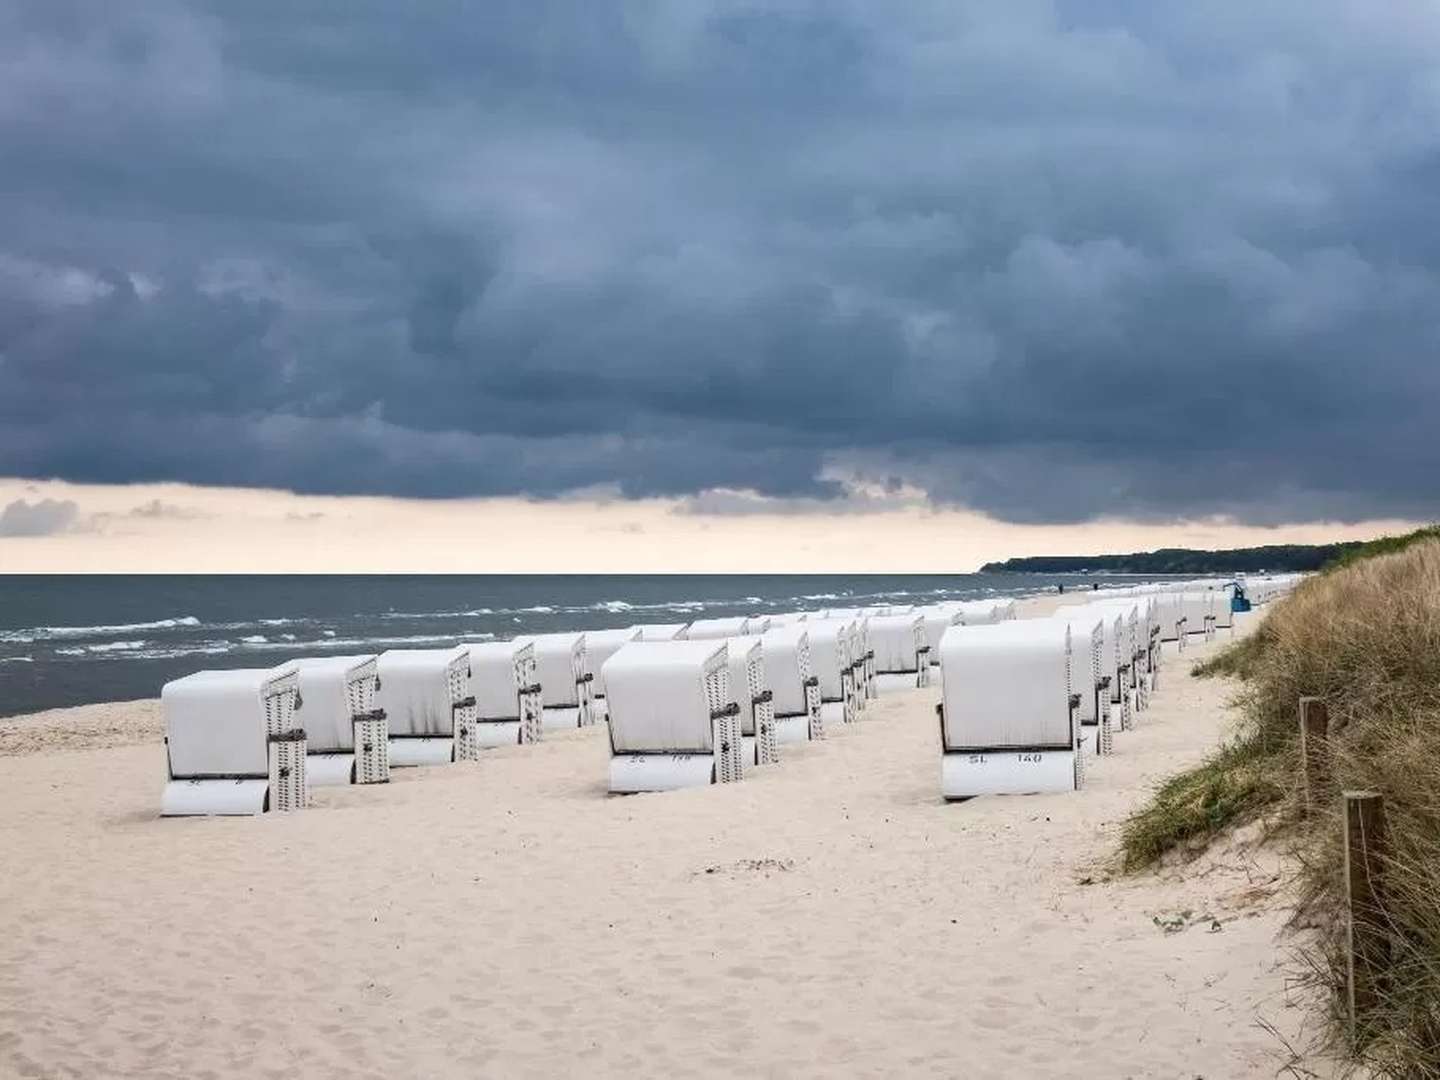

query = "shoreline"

[{"left": 0, "top": 615, "right": 1332, "bottom": 1078}]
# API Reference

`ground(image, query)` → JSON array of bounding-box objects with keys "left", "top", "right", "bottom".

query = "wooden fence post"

[
  {"left": 1298, "top": 697, "right": 1329, "bottom": 813},
  {"left": 1344, "top": 790, "right": 1389, "bottom": 1043}
]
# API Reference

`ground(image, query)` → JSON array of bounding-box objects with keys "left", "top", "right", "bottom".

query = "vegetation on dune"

[
  {"left": 1124, "top": 526, "right": 1440, "bottom": 1075},
  {"left": 981, "top": 541, "right": 1366, "bottom": 574}
]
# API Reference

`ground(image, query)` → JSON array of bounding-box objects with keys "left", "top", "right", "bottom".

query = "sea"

[{"left": 0, "top": 573, "right": 1140, "bottom": 718}]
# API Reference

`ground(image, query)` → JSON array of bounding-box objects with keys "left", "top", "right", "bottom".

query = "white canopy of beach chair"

[
  {"left": 936, "top": 620, "right": 1080, "bottom": 798},
  {"left": 604, "top": 640, "right": 743, "bottom": 793},
  {"left": 583, "top": 627, "right": 642, "bottom": 721},
  {"left": 160, "top": 663, "right": 305, "bottom": 816},
  {"left": 629, "top": 622, "right": 688, "bottom": 641},
  {"left": 376, "top": 646, "right": 475, "bottom": 766},
  {"left": 759, "top": 624, "right": 823, "bottom": 743},
  {"left": 289, "top": 654, "right": 388, "bottom": 787},
  {"left": 515, "top": 632, "right": 594, "bottom": 730},
  {"left": 796, "top": 618, "right": 855, "bottom": 732},
  {"left": 867, "top": 613, "right": 930, "bottom": 693},
  {"left": 683, "top": 616, "right": 753, "bottom": 640},
  {"left": 918, "top": 606, "right": 963, "bottom": 668},
  {"left": 465, "top": 640, "right": 543, "bottom": 748},
  {"left": 724, "top": 636, "right": 778, "bottom": 767}
]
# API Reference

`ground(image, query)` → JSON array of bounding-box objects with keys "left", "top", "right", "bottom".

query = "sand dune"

[{"left": 0, "top": 624, "right": 1329, "bottom": 1079}]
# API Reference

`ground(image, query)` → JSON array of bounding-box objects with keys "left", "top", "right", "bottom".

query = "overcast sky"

[{"left": 2, "top": 1, "right": 1438, "bottom": 567}]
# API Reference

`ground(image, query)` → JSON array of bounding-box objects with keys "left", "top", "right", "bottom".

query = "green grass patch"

[{"left": 1120, "top": 735, "right": 1286, "bottom": 871}]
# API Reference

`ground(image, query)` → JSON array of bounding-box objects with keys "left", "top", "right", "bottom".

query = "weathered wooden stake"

[
  {"left": 1298, "top": 697, "right": 1329, "bottom": 813},
  {"left": 1344, "top": 790, "right": 1389, "bottom": 1043}
]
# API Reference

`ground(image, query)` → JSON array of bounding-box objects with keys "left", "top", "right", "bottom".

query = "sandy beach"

[{"left": 0, "top": 611, "right": 1325, "bottom": 1079}]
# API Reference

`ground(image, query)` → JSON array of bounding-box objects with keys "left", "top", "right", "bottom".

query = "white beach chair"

[
  {"left": 465, "top": 640, "right": 544, "bottom": 748},
  {"left": 1156, "top": 593, "right": 1187, "bottom": 648},
  {"left": 725, "top": 636, "right": 778, "bottom": 767},
  {"left": 376, "top": 647, "right": 477, "bottom": 766},
  {"left": 584, "top": 627, "right": 642, "bottom": 723},
  {"left": 919, "top": 607, "right": 963, "bottom": 672},
  {"left": 516, "top": 632, "right": 595, "bottom": 730},
  {"left": 786, "top": 620, "right": 849, "bottom": 734},
  {"left": 160, "top": 664, "right": 306, "bottom": 815},
  {"left": 1179, "top": 592, "right": 1217, "bottom": 642},
  {"left": 290, "top": 655, "right": 389, "bottom": 787},
  {"left": 760, "top": 624, "right": 824, "bottom": 743},
  {"left": 1213, "top": 588, "right": 1236, "bottom": 634},
  {"left": 682, "top": 616, "right": 753, "bottom": 640},
  {"left": 604, "top": 641, "right": 744, "bottom": 793},
  {"left": 868, "top": 613, "right": 931, "bottom": 694},
  {"left": 1074, "top": 617, "right": 1116, "bottom": 755},
  {"left": 937, "top": 621, "right": 1082, "bottom": 799},
  {"left": 629, "top": 623, "right": 688, "bottom": 641}
]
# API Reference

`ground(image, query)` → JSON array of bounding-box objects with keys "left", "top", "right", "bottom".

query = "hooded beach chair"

[
  {"left": 725, "top": 636, "right": 778, "bottom": 766},
  {"left": 936, "top": 621, "right": 1083, "bottom": 799},
  {"left": 289, "top": 655, "right": 388, "bottom": 787},
  {"left": 1156, "top": 592, "right": 1187, "bottom": 648},
  {"left": 868, "top": 613, "right": 931, "bottom": 693},
  {"left": 1179, "top": 591, "right": 1217, "bottom": 642},
  {"left": 801, "top": 619, "right": 859, "bottom": 731},
  {"left": 759, "top": 624, "right": 824, "bottom": 743},
  {"left": 516, "top": 632, "right": 595, "bottom": 730},
  {"left": 604, "top": 641, "right": 745, "bottom": 793},
  {"left": 919, "top": 607, "right": 963, "bottom": 672},
  {"left": 682, "top": 616, "right": 753, "bottom": 640},
  {"left": 376, "top": 646, "right": 477, "bottom": 766},
  {"left": 629, "top": 623, "right": 687, "bottom": 641},
  {"left": 465, "top": 640, "right": 543, "bottom": 748},
  {"left": 584, "top": 627, "right": 642, "bottom": 722},
  {"left": 160, "top": 664, "right": 306, "bottom": 815}
]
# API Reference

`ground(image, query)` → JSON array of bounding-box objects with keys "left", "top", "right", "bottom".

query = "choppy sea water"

[{"left": 0, "top": 573, "right": 1137, "bottom": 717}]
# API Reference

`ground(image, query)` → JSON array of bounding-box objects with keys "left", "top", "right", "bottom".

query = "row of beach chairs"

[{"left": 158, "top": 577, "right": 1296, "bottom": 814}]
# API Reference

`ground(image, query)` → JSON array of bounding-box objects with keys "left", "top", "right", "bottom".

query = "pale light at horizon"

[{"left": 0, "top": 478, "right": 1420, "bottom": 574}]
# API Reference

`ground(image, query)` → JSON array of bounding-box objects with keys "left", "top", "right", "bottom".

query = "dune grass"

[
  {"left": 1123, "top": 531, "right": 1440, "bottom": 1074},
  {"left": 1119, "top": 731, "right": 1284, "bottom": 871}
]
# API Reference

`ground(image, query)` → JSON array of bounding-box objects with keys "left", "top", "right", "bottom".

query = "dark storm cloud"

[{"left": 2, "top": 0, "right": 1439, "bottom": 523}]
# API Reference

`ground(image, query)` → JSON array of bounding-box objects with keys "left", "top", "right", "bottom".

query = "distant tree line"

[{"left": 979, "top": 542, "right": 1367, "bottom": 575}]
